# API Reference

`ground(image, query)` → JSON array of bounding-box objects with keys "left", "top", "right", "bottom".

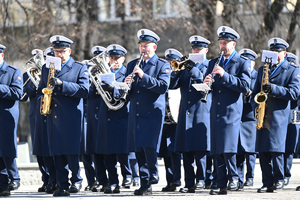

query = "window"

[
  {"left": 0, "top": 0, "right": 33, "bottom": 27},
  {"left": 238, "top": 0, "right": 257, "bottom": 15},
  {"left": 97, "top": 0, "right": 141, "bottom": 22},
  {"left": 153, "top": 0, "right": 191, "bottom": 19}
]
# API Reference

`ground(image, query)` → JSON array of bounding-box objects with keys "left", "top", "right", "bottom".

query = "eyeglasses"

[{"left": 54, "top": 48, "right": 70, "bottom": 54}]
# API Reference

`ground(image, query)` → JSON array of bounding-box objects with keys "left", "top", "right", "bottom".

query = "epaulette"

[
  {"left": 74, "top": 61, "right": 84, "bottom": 66},
  {"left": 158, "top": 58, "right": 168, "bottom": 63},
  {"left": 240, "top": 55, "right": 248, "bottom": 60},
  {"left": 290, "top": 63, "right": 298, "bottom": 68},
  {"left": 8, "top": 65, "right": 18, "bottom": 70}
]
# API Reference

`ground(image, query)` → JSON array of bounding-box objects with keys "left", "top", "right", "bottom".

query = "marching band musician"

[
  {"left": 22, "top": 48, "right": 57, "bottom": 194},
  {"left": 37, "top": 35, "right": 89, "bottom": 196},
  {"left": 89, "top": 46, "right": 109, "bottom": 193},
  {"left": 124, "top": 29, "right": 171, "bottom": 195},
  {"left": 236, "top": 48, "right": 258, "bottom": 188},
  {"left": 203, "top": 26, "right": 251, "bottom": 195},
  {"left": 170, "top": 36, "right": 211, "bottom": 193},
  {"left": 90, "top": 44, "right": 132, "bottom": 194},
  {"left": 251, "top": 38, "right": 300, "bottom": 193},
  {"left": 158, "top": 48, "right": 183, "bottom": 192},
  {"left": 284, "top": 52, "right": 299, "bottom": 187},
  {"left": 0, "top": 44, "right": 23, "bottom": 197}
]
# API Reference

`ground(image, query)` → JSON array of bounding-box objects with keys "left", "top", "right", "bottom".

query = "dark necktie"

[
  {"left": 141, "top": 60, "right": 145, "bottom": 68},
  {"left": 270, "top": 64, "right": 276, "bottom": 74}
]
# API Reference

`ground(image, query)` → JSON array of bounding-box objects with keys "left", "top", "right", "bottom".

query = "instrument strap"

[
  {"left": 222, "top": 50, "right": 236, "bottom": 69},
  {"left": 270, "top": 58, "right": 285, "bottom": 76}
]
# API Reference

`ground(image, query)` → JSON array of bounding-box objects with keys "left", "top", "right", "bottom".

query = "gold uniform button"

[
  {"left": 137, "top": 91, "right": 140, "bottom": 93},
  {"left": 139, "top": 80, "right": 141, "bottom": 82},
  {"left": 217, "top": 114, "right": 219, "bottom": 117},
  {"left": 241, "top": 121, "right": 243, "bottom": 123},
  {"left": 44, "top": 120, "right": 46, "bottom": 123},
  {"left": 108, "top": 118, "right": 110, "bottom": 121},
  {"left": 54, "top": 116, "right": 57, "bottom": 118},
  {"left": 85, "top": 113, "right": 86, "bottom": 116},
  {"left": 96, "top": 107, "right": 99, "bottom": 109},
  {"left": 188, "top": 101, "right": 190, "bottom": 104},
  {"left": 96, "top": 117, "right": 98, "bottom": 120},
  {"left": 217, "top": 102, "right": 220, "bottom": 105},
  {"left": 143, "top": 85, "right": 145, "bottom": 87},
  {"left": 137, "top": 114, "right": 139, "bottom": 116},
  {"left": 54, "top": 104, "right": 57, "bottom": 107},
  {"left": 187, "top": 112, "right": 190, "bottom": 115},
  {"left": 65, "top": 94, "right": 67, "bottom": 96},
  {"left": 189, "top": 90, "right": 191, "bottom": 92},
  {"left": 223, "top": 82, "right": 226, "bottom": 84},
  {"left": 219, "top": 90, "right": 221, "bottom": 93},
  {"left": 85, "top": 122, "right": 87, "bottom": 125},
  {"left": 85, "top": 104, "right": 87, "bottom": 106},
  {"left": 137, "top": 102, "right": 139, "bottom": 105},
  {"left": 54, "top": 93, "right": 57, "bottom": 95}
]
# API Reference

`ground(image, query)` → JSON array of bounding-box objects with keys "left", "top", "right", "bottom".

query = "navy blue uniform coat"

[
  {"left": 126, "top": 54, "right": 170, "bottom": 152},
  {"left": 93, "top": 65, "right": 130, "bottom": 154},
  {"left": 37, "top": 57, "right": 89, "bottom": 156},
  {"left": 251, "top": 60, "right": 300, "bottom": 153},
  {"left": 205, "top": 52, "right": 251, "bottom": 155},
  {"left": 239, "top": 69, "right": 258, "bottom": 153},
  {"left": 170, "top": 60, "right": 211, "bottom": 152},
  {"left": 0, "top": 61, "right": 22, "bottom": 157}
]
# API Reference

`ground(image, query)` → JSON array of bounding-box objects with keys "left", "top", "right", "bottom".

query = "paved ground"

[{"left": 6, "top": 159, "right": 300, "bottom": 199}]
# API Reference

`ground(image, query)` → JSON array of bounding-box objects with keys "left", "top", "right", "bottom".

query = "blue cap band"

[
  {"left": 270, "top": 43, "right": 287, "bottom": 51},
  {"left": 241, "top": 53, "right": 256, "bottom": 61},
  {"left": 139, "top": 35, "right": 157, "bottom": 44},
  {"left": 218, "top": 32, "right": 237, "bottom": 42},
  {"left": 165, "top": 54, "right": 181, "bottom": 61},
  {"left": 108, "top": 49, "right": 125, "bottom": 57},
  {"left": 0, "top": 48, "right": 4, "bottom": 53},
  {"left": 93, "top": 50, "right": 104, "bottom": 56},
  {"left": 52, "top": 41, "right": 71, "bottom": 49},
  {"left": 191, "top": 41, "right": 208, "bottom": 49}
]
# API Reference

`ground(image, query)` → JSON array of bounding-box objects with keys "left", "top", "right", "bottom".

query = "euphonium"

[
  {"left": 254, "top": 63, "right": 270, "bottom": 129},
  {"left": 21, "top": 50, "right": 44, "bottom": 100},
  {"left": 88, "top": 51, "right": 127, "bottom": 111},
  {"left": 40, "top": 66, "right": 55, "bottom": 116}
]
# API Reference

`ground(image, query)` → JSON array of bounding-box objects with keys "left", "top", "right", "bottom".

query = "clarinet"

[
  {"left": 127, "top": 52, "right": 145, "bottom": 91},
  {"left": 201, "top": 51, "right": 224, "bottom": 103}
]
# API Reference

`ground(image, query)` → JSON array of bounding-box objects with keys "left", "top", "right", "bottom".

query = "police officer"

[
  {"left": 170, "top": 36, "right": 211, "bottom": 193},
  {"left": 22, "top": 48, "right": 57, "bottom": 193},
  {"left": 91, "top": 44, "right": 132, "bottom": 194},
  {"left": 125, "top": 29, "right": 171, "bottom": 195},
  {"left": 88, "top": 46, "right": 110, "bottom": 193},
  {"left": 203, "top": 26, "right": 251, "bottom": 195},
  {"left": 159, "top": 48, "right": 183, "bottom": 192},
  {"left": 236, "top": 48, "right": 258, "bottom": 188},
  {"left": 37, "top": 35, "right": 89, "bottom": 196},
  {"left": 284, "top": 52, "right": 299, "bottom": 187},
  {"left": 0, "top": 44, "right": 23, "bottom": 196},
  {"left": 251, "top": 38, "right": 300, "bottom": 193}
]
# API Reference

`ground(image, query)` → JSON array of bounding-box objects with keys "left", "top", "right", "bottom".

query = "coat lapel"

[
  {"left": 270, "top": 60, "right": 288, "bottom": 80},
  {"left": 223, "top": 52, "right": 239, "bottom": 71},
  {"left": 56, "top": 58, "right": 73, "bottom": 78},
  {"left": 142, "top": 54, "right": 158, "bottom": 74},
  {"left": 0, "top": 61, "right": 8, "bottom": 79}
]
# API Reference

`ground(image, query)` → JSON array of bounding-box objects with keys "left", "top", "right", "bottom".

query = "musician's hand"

[
  {"left": 213, "top": 66, "right": 225, "bottom": 77},
  {"left": 49, "top": 77, "right": 63, "bottom": 87},
  {"left": 101, "top": 81, "right": 114, "bottom": 92},
  {"left": 262, "top": 83, "right": 273, "bottom": 93},
  {"left": 204, "top": 74, "right": 213, "bottom": 84},
  {"left": 133, "top": 66, "right": 144, "bottom": 79},
  {"left": 125, "top": 75, "right": 133, "bottom": 84}
]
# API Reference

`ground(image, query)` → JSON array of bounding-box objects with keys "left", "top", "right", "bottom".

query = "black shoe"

[
  {"left": 104, "top": 185, "right": 120, "bottom": 194},
  {"left": 296, "top": 186, "right": 300, "bottom": 191},
  {"left": 171, "top": 180, "right": 181, "bottom": 187},
  {"left": 133, "top": 180, "right": 139, "bottom": 187},
  {"left": 38, "top": 183, "right": 47, "bottom": 192},
  {"left": 284, "top": 179, "right": 289, "bottom": 186},
  {"left": 162, "top": 185, "right": 176, "bottom": 192},
  {"left": 8, "top": 182, "right": 20, "bottom": 191},
  {"left": 238, "top": 184, "right": 244, "bottom": 191},
  {"left": 227, "top": 180, "right": 239, "bottom": 191},
  {"left": 273, "top": 181, "right": 284, "bottom": 190},
  {"left": 244, "top": 179, "right": 253, "bottom": 186},
  {"left": 134, "top": 187, "right": 152, "bottom": 195},
  {"left": 257, "top": 186, "right": 274, "bottom": 193},
  {"left": 179, "top": 186, "right": 195, "bottom": 193},
  {"left": 69, "top": 183, "right": 82, "bottom": 193},
  {"left": 195, "top": 182, "right": 205, "bottom": 190},
  {"left": 45, "top": 183, "right": 58, "bottom": 194},
  {"left": 122, "top": 178, "right": 132, "bottom": 188},
  {"left": 209, "top": 187, "right": 227, "bottom": 195},
  {"left": 53, "top": 188, "right": 70, "bottom": 196},
  {"left": 84, "top": 184, "right": 94, "bottom": 191},
  {"left": 0, "top": 189, "right": 10, "bottom": 196},
  {"left": 92, "top": 183, "right": 109, "bottom": 192},
  {"left": 148, "top": 175, "right": 159, "bottom": 185}
]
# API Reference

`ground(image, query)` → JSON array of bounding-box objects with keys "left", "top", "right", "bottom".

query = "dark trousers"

[
  {"left": 135, "top": 147, "right": 158, "bottom": 188},
  {"left": 0, "top": 157, "right": 17, "bottom": 190},
  {"left": 205, "top": 154, "right": 217, "bottom": 187},
  {"left": 183, "top": 151, "right": 206, "bottom": 187},
  {"left": 163, "top": 150, "right": 181, "bottom": 185},
  {"left": 3, "top": 157, "right": 20, "bottom": 184},
  {"left": 82, "top": 154, "right": 96, "bottom": 186},
  {"left": 236, "top": 153, "right": 256, "bottom": 185},
  {"left": 37, "top": 155, "right": 49, "bottom": 185},
  {"left": 43, "top": 156, "right": 56, "bottom": 186},
  {"left": 93, "top": 153, "right": 108, "bottom": 185},
  {"left": 54, "top": 155, "right": 83, "bottom": 190},
  {"left": 259, "top": 152, "right": 284, "bottom": 187},
  {"left": 284, "top": 152, "right": 294, "bottom": 180},
  {"left": 215, "top": 153, "right": 239, "bottom": 188},
  {"left": 129, "top": 157, "right": 139, "bottom": 181}
]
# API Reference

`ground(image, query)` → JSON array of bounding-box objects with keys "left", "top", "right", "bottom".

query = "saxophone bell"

[{"left": 254, "top": 92, "right": 268, "bottom": 104}]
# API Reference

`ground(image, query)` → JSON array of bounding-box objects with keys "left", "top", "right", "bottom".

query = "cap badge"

[
  {"left": 195, "top": 37, "right": 198, "bottom": 41},
  {"left": 274, "top": 39, "right": 277, "bottom": 44},
  {"left": 56, "top": 36, "right": 59, "bottom": 41},
  {"left": 141, "top": 30, "right": 144, "bottom": 35},
  {"left": 244, "top": 50, "right": 247, "bottom": 53},
  {"left": 169, "top": 50, "right": 172, "bottom": 54},
  {"left": 222, "top": 27, "right": 226, "bottom": 32},
  {"left": 96, "top": 47, "right": 99, "bottom": 50},
  {"left": 113, "top": 45, "right": 116, "bottom": 49}
]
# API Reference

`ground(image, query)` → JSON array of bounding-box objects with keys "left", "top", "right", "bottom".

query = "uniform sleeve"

[
  {"left": 169, "top": 71, "right": 182, "bottom": 89},
  {"left": 0, "top": 68, "right": 23, "bottom": 100},
  {"left": 220, "top": 59, "right": 251, "bottom": 94},
  {"left": 61, "top": 65, "right": 89, "bottom": 98},
  {"left": 270, "top": 67, "right": 300, "bottom": 101},
  {"left": 189, "top": 67, "right": 203, "bottom": 83},
  {"left": 140, "top": 62, "right": 171, "bottom": 94}
]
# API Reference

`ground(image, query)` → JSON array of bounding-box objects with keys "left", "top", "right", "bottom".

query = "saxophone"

[
  {"left": 254, "top": 63, "right": 270, "bottom": 129},
  {"left": 40, "top": 66, "right": 55, "bottom": 116}
]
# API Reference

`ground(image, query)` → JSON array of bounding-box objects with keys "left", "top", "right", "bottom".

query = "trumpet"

[{"left": 170, "top": 57, "right": 195, "bottom": 71}]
